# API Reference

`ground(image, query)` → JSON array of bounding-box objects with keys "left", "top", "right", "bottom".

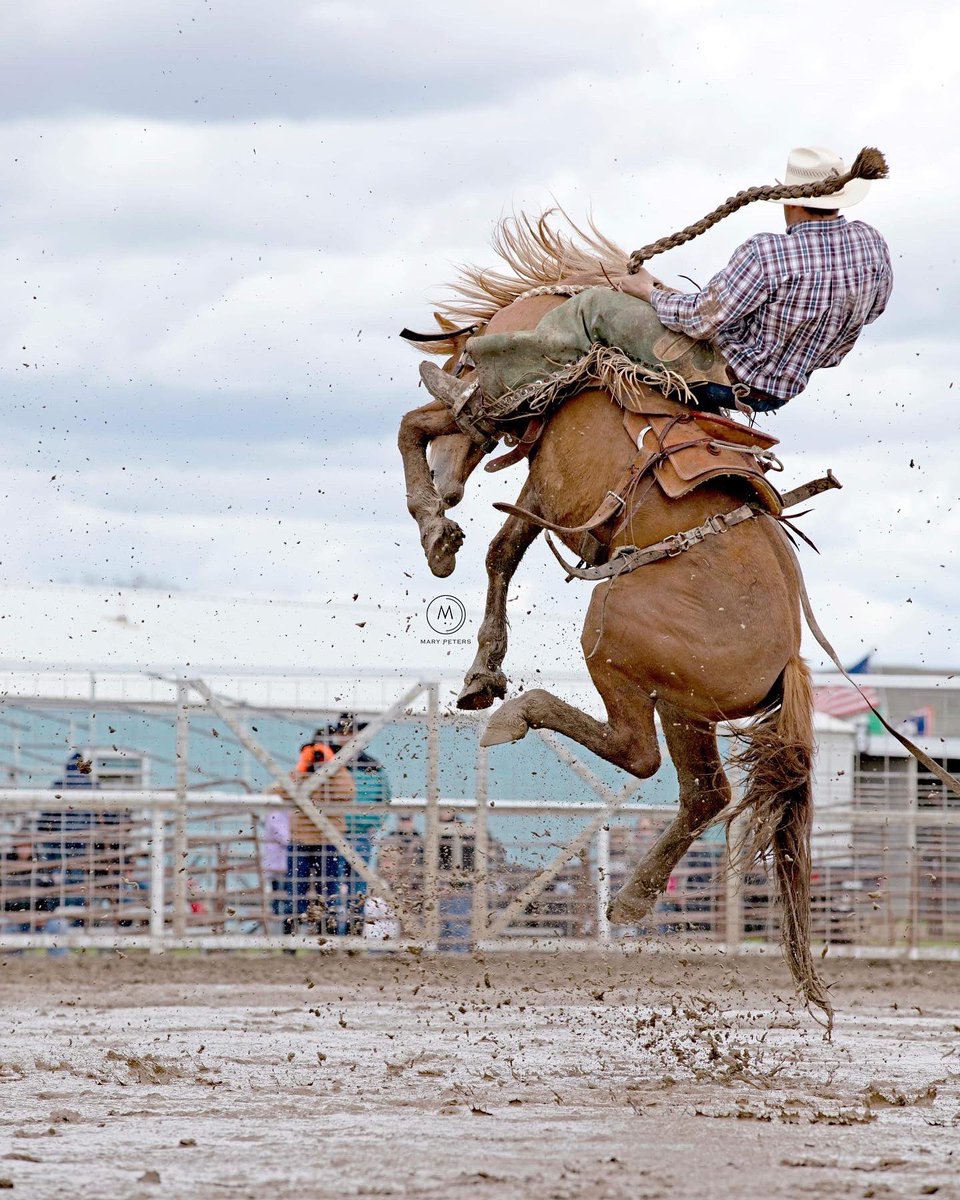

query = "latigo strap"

[{"left": 544, "top": 504, "right": 757, "bottom": 581}]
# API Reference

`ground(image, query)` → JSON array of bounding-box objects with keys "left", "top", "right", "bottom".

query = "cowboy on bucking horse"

[
  {"left": 418, "top": 146, "right": 892, "bottom": 434},
  {"left": 395, "top": 145, "right": 912, "bottom": 1028}
]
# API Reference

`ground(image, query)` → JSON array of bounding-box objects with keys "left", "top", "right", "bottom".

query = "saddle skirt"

[{"left": 618, "top": 388, "right": 783, "bottom": 516}]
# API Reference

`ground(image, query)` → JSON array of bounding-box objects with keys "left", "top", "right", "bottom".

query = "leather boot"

[
  {"left": 419, "top": 362, "right": 497, "bottom": 452},
  {"left": 419, "top": 361, "right": 478, "bottom": 410}
]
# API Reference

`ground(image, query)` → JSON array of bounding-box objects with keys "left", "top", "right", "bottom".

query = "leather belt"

[
  {"left": 539, "top": 472, "right": 842, "bottom": 582},
  {"left": 544, "top": 503, "right": 757, "bottom": 580},
  {"left": 725, "top": 366, "right": 784, "bottom": 412}
]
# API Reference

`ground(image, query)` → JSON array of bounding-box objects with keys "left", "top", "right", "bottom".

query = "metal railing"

[
  {"left": 2, "top": 791, "right": 959, "bottom": 958},
  {"left": 1, "top": 672, "right": 959, "bottom": 960}
]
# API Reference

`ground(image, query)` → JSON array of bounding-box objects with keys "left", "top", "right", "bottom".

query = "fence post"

[
  {"left": 150, "top": 806, "right": 166, "bottom": 953},
  {"left": 472, "top": 738, "right": 489, "bottom": 947},
  {"left": 423, "top": 684, "right": 441, "bottom": 946},
  {"left": 173, "top": 681, "right": 189, "bottom": 938},
  {"left": 724, "top": 814, "right": 744, "bottom": 956},
  {"left": 596, "top": 823, "right": 611, "bottom": 947},
  {"left": 907, "top": 757, "right": 919, "bottom": 958}
]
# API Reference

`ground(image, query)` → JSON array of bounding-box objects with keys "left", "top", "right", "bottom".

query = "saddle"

[
  {"left": 491, "top": 385, "right": 784, "bottom": 567},
  {"left": 618, "top": 390, "right": 782, "bottom": 512}
]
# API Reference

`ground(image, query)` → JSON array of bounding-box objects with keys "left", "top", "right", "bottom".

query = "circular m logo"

[{"left": 426, "top": 595, "right": 466, "bottom": 635}]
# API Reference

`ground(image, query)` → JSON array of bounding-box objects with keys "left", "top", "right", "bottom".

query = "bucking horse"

[{"left": 397, "top": 192, "right": 957, "bottom": 1030}]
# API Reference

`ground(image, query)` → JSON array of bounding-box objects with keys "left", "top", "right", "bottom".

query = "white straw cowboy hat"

[{"left": 769, "top": 146, "right": 871, "bottom": 208}]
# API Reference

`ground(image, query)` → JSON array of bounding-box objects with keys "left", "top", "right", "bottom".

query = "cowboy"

[{"left": 419, "top": 147, "right": 892, "bottom": 422}]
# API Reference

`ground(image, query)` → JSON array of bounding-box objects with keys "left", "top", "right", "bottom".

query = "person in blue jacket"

[{"left": 325, "top": 714, "right": 392, "bottom": 935}]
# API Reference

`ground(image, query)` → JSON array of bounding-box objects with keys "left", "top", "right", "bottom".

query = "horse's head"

[{"left": 429, "top": 432, "right": 486, "bottom": 507}]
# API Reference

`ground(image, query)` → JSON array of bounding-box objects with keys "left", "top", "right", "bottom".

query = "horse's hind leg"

[
  {"left": 458, "top": 482, "right": 541, "bottom": 711},
  {"left": 398, "top": 401, "right": 465, "bottom": 578},
  {"left": 608, "top": 701, "right": 731, "bottom": 925}
]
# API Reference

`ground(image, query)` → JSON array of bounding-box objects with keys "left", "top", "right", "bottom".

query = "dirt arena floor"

[{"left": 0, "top": 949, "right": 957, "bottom": 1199}]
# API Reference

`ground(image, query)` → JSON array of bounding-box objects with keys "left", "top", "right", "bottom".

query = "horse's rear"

[
  {"left": 401, "top": 291, "right": 829, "bottom": 1026},
  {"left": 503, "top": 385, "right": 830, "bottom": 1026},
  {"left": 526, "top": 386, "right": 799, "bottom": 717}
]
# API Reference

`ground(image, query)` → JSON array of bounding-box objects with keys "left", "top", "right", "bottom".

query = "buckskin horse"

[{"left": 398, "top": 215, "right": 835, "bottom": 1022}]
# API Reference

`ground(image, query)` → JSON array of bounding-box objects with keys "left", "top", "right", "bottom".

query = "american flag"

[{"left": 814, "top": 683, "right": 879, "bottom": 719}]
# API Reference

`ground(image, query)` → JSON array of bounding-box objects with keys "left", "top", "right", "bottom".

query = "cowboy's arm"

[
  {"left": 864, "top": 241, "right": 894, "bottom": 325},
  {"left": 815, "top": 252, "right": 895, "bottom": 368},
  {"left": 631, "top": 239, "right": 769, "bottom": 340}
]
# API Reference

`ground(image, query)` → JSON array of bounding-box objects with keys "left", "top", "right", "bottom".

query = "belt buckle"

[
  {"left": 705, "top": 514, "right": 729, "bottom": 536},
  {"left": 664, "top": 531, "right": 691, "bottom": 556}
]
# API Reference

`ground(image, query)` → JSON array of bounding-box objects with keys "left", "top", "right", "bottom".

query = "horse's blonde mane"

[{"left": 439, "top": 209, "right": 629, "bottom": 324}]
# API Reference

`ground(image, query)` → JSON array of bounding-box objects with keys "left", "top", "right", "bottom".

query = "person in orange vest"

[{"left": 279, "top": 739, "right": 355, "bottom": 938}]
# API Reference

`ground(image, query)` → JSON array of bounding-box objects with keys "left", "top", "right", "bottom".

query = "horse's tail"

[{"left": 727, "top": 655, "right": 832, "bottom": 1032}]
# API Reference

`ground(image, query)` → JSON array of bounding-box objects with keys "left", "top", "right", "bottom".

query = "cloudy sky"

[{"left": 0, "top": 0, "right": 957, "bottom": 681}]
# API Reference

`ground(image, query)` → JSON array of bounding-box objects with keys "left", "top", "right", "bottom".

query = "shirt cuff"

[{"left": 649, "top": 286, "right": 682, "bottom": 330}]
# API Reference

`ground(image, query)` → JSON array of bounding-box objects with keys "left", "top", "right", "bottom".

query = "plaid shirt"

[{"left": 650, "top": 216, "right": 893, "bottom": 400}]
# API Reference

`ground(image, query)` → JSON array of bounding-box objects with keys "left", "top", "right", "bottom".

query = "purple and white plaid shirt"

[{"left": 650, "top": 216, "right": 893, "bottom": 401}]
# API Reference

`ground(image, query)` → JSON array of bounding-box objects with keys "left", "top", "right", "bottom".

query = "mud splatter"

[{"left": 0, "top": 954, "right": 956, "bottom": 1199}]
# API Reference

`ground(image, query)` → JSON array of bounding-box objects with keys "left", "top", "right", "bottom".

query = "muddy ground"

[{"left": 0, "top": 950, "right": 957, "bottom": 1199}]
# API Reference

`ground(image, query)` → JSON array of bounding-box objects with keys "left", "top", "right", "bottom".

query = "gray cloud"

[
  {"left": 0, "top": 0, "right": 654, "bottom": 121},
  {"left": 0, "top": 0, "right": 957, "bottom": 672}
]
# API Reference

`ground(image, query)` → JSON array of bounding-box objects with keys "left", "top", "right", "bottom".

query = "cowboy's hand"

[{"left": 612, "top": 268, "right": 659, "bottom": 302}]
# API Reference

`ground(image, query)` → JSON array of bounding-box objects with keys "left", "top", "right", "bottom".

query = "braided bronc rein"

[{"left": 626, "top": 147, "right": 889, "bottom": 272}]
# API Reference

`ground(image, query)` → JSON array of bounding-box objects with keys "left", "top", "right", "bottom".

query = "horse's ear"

[{"left": 433, "top": 312, "right": 459, "bottom": 333}]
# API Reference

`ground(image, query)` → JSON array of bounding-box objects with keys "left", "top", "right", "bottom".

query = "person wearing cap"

[
  {"left": 419, "top": 147, "right": 891, "bottom": 416},
  {"left": 325, "top": 714, "right": 392, "bottom": 935},
  {"left": 272, "top": 739, "right": 356, "bottom": 938}
]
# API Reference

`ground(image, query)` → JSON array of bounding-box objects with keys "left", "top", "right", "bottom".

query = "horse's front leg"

[
  {"left": 457, "top": 482, "right": 541, "bottom": 710},
  {"left": 398, "top": 400, "right": 466, "bottom": 578},
  {"left": 480, "top": 681, "right": 661, "bottom": 781}
]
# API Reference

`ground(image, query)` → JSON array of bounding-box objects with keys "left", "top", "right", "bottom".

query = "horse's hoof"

[
  {"left": 607, "top": 890, "right": 656, "bottom": 925},
  {"left": 421, "top": 516, "right": 464, "bottom": 578},
  {"left": 479, "top": 703, "right": 529, "bottom": 747},
  {"left": 457, "top": 669, "right": 507, "bottom": 711}
]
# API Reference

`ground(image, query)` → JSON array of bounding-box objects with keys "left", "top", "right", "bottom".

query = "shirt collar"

[{"left": 787, "top": 215, "right": 848, "bottom": 236}]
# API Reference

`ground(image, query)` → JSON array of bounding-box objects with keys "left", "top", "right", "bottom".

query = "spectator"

[
  {"left": 437, "top": 808, "right": 475, "bottom": 952},
  {"left": 362, "top": 842, "right": 403, "bottom": 944},
  {"left": 380, "top": 814, "right": 423, "bottom": 868},
  {"left": 376, "top": 814, "right": 424, "bottom": 925},
  {"left": 35, "top": 756, "right": 138, "bottom": 933},
  {"left": 38, "top": 751, "right": 100, "bottom": 916},
  {"left": 273, "top": 741, "right": 355, "bottom": 937},
  {"left": 438, "top": 808, "right": 475, "bottom": 877},
  {"left": 327, "top": 714, "right": 391, "bottom": 934},
  {"left": 2, "top": 838, "right": 56, "bottom": 934},
  {"left": 260, "top": 806, "right": 291, "bottom": 935}
]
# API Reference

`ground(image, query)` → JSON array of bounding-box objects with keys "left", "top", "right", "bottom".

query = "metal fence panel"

[{"left": 1, "top": 674, "right": 959, "bottom": 960}]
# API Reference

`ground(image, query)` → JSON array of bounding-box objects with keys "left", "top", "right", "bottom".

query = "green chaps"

[{"left": 466, "top": 287, "right": 729, "bottom": 400}]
